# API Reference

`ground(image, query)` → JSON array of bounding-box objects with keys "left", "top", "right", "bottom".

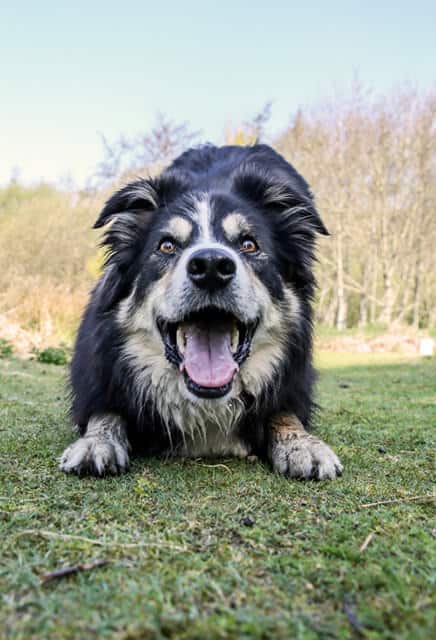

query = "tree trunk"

[
  {"left": 358, "top": 262, "right": 369, "bottom": 327},
  {"left": 335, "top": 225, "right": 347, "bottom": 330},
  {"left": 412, "top": 247, "right": 423, "bottom": 329},
  {"left": 380, "top": 265, "right": 394, "bottom": 325}
]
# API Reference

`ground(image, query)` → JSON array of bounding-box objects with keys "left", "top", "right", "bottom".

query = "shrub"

[
  {"left": 35, "top": 346, "right": 68, "bottom": 366},
  {"left": 0, "top": 338, "right": 14, "bottom": 358}
]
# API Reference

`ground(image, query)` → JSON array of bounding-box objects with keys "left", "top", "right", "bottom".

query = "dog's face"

[{"left": 94, "top": 146, "right": 327, "bottom": 414}]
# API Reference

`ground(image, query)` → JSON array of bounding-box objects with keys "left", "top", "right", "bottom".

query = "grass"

[{"left": 0, "top": 353, "right": 434, "bottom": 639}]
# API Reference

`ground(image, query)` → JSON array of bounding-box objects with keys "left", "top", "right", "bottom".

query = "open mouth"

[{"left": 157, "top": 308, "right": 258, "bottom": 398}]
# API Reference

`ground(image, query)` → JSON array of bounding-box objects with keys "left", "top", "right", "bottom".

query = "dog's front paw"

[
  {"left": 271, "top": 433, "right": 342, "bottom": 480},
  {"left": 59, "top": 436, "right": 129, "bottom": 477}
]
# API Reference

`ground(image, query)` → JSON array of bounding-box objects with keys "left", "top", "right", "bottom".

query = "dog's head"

[{"left": 94, "top": 145, "right": 327, "bottom": 410}]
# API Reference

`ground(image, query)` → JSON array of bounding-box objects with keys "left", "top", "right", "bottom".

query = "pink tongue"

[{"left": 182, "top": 323, "right": 238, "bottom": 388}]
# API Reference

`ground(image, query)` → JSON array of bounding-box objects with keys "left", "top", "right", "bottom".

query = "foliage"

[
  {"left": 0, "top": 182, "right": 98, "bottom": 345},
  {"left": 0, "top": 353, "right": 434, "bottom": 639},
  {"left": 225, "top": 102, "right": 272, "bottom": 146},
  {"left": 34, "top": 346, "right": 69, "bottom": 366},
  {"left": 86, "top": 246, "right": 109, "bottom": 279},
  {"left": 0, "top": 338, "right": 13, "bottom": 358},
  {"left": 276, "top": 84, "right": 436, "bottom": 329}
]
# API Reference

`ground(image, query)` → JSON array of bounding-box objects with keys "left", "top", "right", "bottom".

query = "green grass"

[
  {"left": 315, "top": 324, "right": 390, "bottom": 340},
  {"left": 1, "top": 353, "right": 435, "bottom": 639}
]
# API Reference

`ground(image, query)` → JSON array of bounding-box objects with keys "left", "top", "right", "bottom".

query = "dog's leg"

[
  {"left": 59, "top": 414, "right": 130, "bottom": 476},
  {"left": 268, "top": 414, "right": 342, "bottom": 480}
]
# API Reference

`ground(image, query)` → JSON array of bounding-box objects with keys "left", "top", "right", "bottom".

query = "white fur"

[
  {"left": 270, "top": 433, "right": 342, "bottom": 480},
  {"left": 180, "top": 421, "right": 250, "bottom": 458},
  {"left": 222, "top": 213, "right": 251, "bottom": 241},
  {"left": 268, "top": 414, "right": 342, "bottom": 480},
  {"left": 126, "top": 181, "right": 158, "bottom": 209},
  {"left": 166, "top": 216, "right": 193, "bottom": 243},
  {"left": 59, "top": 414, "right": 130, "bottom": 475},
  {"left": 239, "top": 281, "right": 300, "bottom": 398},
  {"left": 192, "top": 194, "right": 212, "bottom": 241}
]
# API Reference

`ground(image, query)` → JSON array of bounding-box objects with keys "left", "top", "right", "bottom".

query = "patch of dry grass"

[{"left": 0, "top": 183, "right": 102, "bottom": 347}]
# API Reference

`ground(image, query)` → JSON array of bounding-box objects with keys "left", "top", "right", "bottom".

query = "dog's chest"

[
  {"left": 178, "top": 421, "right": 250, "bottom": 458},
  {"left": 163, "top": 394, "right": 250, "bottom": 458}
]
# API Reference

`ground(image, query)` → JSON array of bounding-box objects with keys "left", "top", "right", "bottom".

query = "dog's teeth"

[
  {"left": 176, "top": 327, "right": 185, "bottom": 354},
  {"left": 231, "top": 326, "right": 239, "bottom": 351}
]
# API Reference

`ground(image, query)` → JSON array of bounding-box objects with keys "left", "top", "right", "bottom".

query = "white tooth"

[
  {"left": 176, "top": 327, "right": 185, "bottom": 354},
  {"left": 231, "top": 326, "right": 239, "bottom": 351}
]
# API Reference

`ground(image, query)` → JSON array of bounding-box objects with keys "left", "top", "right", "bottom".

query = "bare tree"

[
  {"left": 275, "top": 84, "right": 436, "bottom": 329},
  {"left": 225, "top": 102, "right": 272, "bottom": 145},
  {"left": 95, "top": 114, "right": 200, "bottom": 185}
]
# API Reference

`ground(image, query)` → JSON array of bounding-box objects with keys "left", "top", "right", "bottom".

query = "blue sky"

[{"left": 1, "top": 1, "right": 434, "bottom": 185}]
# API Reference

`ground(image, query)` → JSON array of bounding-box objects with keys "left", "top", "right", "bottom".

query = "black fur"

[{"left": 71, "top": 144, "right": 327, "bottom": 458}]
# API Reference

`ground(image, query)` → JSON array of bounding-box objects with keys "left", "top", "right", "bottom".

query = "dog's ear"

[
  {"left": 233, "top": 159, "right": 327, "bottom": 290},
  {"left": 261, "top": 176, "right": 328, "bottom": 236},
  {"left": 93, "top": 170, "right": 193, "bottom": 230},
  {"left": 232, "top": 162, "right": 329, "bottom": 236},
  {"left": 94, "top": 171, "right": 194, "bottom": 283},
  {"left": 95, "top": 262, "right": 133, "bottom": 313},
  {"left": 93, "top": 178, "right": 159, "bottom": 229}
]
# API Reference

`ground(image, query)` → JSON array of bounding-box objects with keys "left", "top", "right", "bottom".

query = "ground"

[{"left": 0, "top": 352, "right": 434, "bottom": 639}]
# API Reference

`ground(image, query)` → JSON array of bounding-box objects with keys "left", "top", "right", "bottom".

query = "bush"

[
  {"left": 0, "top": 338, "right": 13, "bottom": 358},
  {"left": 0, "top": 183, "right": 98, "bottom": 346},
  {"left": 35, "top": 346, "right": 68, "bottom": 366}
]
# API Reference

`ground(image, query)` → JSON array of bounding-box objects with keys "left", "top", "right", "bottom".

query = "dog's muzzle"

[{"left": 157, "top": 308, "right": 258, "bottom": 399}]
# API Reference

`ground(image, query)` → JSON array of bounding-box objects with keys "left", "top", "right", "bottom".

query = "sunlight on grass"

[{"left": 315, "top": 350, "right": 421, "bottom": 369}]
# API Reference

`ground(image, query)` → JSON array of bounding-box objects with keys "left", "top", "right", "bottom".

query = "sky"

[{"left": 1, "top": 1, "right": 435, "bottom": 186}]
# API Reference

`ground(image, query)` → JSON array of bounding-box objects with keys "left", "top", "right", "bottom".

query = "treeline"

[
  {"left": 0, "top": 86, "right": 434, "bottom": 347},
  {"left": 275, "top": 87, "right": 435, "bottom": 329}
]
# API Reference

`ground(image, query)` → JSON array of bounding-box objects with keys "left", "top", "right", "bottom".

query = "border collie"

[{"left": 60, "top": 144, "right": 342, "bottom": 480}]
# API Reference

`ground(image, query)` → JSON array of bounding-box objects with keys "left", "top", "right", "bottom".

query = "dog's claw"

[
  {"left": 271, "top": 434, "right": 343, "bottom": 480},
  {"left": 59, "top": 436, "right": 130, "bottom": 477}
]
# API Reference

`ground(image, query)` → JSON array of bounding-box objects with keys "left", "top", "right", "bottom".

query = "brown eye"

[
  {"left": 240, "top": 237, "right": 258, "bottom": 253},
  {"left": 159, "top": 239, "right": 177, "bottom": 254}
]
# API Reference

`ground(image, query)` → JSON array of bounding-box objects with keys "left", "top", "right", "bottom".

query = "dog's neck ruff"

[{"left": 119, "top": 329, "right": 245, "bottom": 449}]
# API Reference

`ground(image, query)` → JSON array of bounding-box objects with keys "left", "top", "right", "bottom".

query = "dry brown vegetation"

[
  {"left": 0, "top": 86, "right": 434, "bottom": 351},
  {"left": 276, "top": 85, "right": 436, "bottom": 330},
  {"left": 0, "top": 183, "right": 100, "bottom": 350}
]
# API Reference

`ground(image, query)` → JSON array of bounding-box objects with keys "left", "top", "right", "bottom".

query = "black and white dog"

[{"left": 60, "top": 144, "right": 342, "bottom": 480}]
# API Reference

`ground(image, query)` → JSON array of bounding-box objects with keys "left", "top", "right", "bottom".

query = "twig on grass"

[
  {"left": 193, "top": 462, "right": 233, "bottom": 473},
  {"left": 361, "top": 494, "right": 435, "bottom": 508},
  {"left": 40, "top": 559, "right": 108, "bottom": 584},
  {"left": 17, "top": 529, "right": 187, "bottom": 552},
  {"left": 343, "top": 602, "right": 367, "bottom": 638},
  {"left": 359, "top": 532, "right": 374, "bottom": 552},
  {"left": 0, "top": 495, "right": 50, "bottom": 502}
]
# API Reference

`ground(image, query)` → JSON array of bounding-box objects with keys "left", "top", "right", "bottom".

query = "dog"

[{"left": 60, "top": 144, "right": 342, "bottom": 480}]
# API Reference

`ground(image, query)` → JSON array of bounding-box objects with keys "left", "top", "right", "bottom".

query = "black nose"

[{"left": 187, "top": 248, "right": 236, "bottom": 290}]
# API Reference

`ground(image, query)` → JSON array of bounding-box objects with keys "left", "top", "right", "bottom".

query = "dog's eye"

[
  {"left": 240, "top": 237, "right": 258, "bottom": 253},
  {"left": 159, "top": 238, "right": 177, "bottom": 254}
]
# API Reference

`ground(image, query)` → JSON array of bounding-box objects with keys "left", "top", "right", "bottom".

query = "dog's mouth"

[{"left": 157, "top": 308, "right": 258, "bottom": 398}]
